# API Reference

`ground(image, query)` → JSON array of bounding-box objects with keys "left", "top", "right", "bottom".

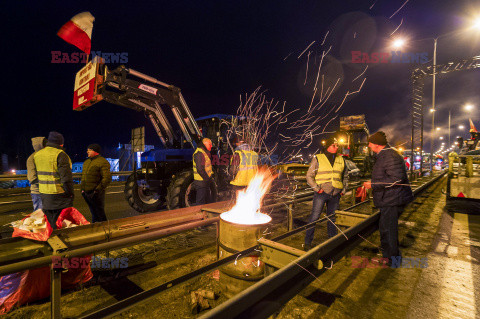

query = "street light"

[
  {"left": 392, "top": 38, "right": 406, "bottom": 49},
  {"left": 464, "top": 103, "right": 474, "bottom": 111},
  {"left": 459, "top": 125, "right": 465, "bottom": 129}
]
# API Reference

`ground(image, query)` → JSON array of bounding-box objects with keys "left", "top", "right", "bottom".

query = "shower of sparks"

[
  {"left": 298, "top": 41, "right": 316, "bottom": 59},
  {"left": 283, "top": 52, "right": 293, "bottom": 61},
  {"left": 369, "top": 0, "right": 378, "bottom": 10},
  {"left": 352, "top": 66, "right": 368, "bottom": 82},
  {"left": 320, "top": 31, "right": 329, "bottom": 46},
  {"left": 304, "top": 51, "right": 311, "bottom": 85},
  {"left": 390, "top": 18, "right": 404, "bottom": 36},
  {"left": 389, "top": 0, "right": 410, "bottom": 19}
]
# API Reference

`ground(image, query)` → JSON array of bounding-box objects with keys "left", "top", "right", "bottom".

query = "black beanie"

[
  {"left": 324, "top": 136, "right": 338, "bottom": 148},
  {"left": 368, "top": 131, "right": 388, "bottom": 146},
  {"left": 48, "top": 131, "right": 64, "bottom": 145},
  {"left": 87, "top": 144, "right": 102, "bottom": 154}
]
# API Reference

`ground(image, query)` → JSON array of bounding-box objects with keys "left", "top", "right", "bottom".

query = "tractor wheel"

[
  {"left": 124, "top": 174, "right": 164, "bottom": 213},
  {"left": 166, "top": 170, "right": 217, "bottom": 209}
]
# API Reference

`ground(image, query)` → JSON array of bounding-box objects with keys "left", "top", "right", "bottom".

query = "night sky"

[{"left": 2, "top": 1, "right": 480, "bottom": 170}]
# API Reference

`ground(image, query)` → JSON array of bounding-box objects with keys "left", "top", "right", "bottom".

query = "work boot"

[{"left": 303, "top": 243, "right": 312, "bottom": 251}]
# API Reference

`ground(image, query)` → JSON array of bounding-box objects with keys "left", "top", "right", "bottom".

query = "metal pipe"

[
  {"left": 127, "top": 68, "right": 170, "bottom": 89},
  {"left": 0, "top": 218, "right": 218, "bottom": 277}
]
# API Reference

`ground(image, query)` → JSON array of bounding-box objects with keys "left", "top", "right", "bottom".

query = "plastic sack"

[
  {"left": 355, "top": 186, "right": 368, "bottom": 203},
  {"left": 0, "top": 207, "right": 93, "bottom": 313},
  {"left": 56, "top": 207, "right": 93, "bottom": 288},
  {"left": 12, "top": 210, "right": 53, "bottom": 242},
  {"left": 0, "top": 268, "right": 51, "bottom": 314}
]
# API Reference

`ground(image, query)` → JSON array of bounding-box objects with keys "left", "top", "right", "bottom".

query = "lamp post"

[{"left": 430, "top": 38, "right": 438, "bottom": 174}]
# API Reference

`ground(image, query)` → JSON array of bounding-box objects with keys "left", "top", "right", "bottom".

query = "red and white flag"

[
  {"left": 469, "top": 118, "right": 477, "bottom": 132},
  {"left": 57, "top": 12, "right": 95, "bottom": 55}
]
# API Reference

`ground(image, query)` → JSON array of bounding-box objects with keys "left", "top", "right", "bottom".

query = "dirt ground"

[{"left": 6, "top": 178, "right": 477, "bottom": 319}]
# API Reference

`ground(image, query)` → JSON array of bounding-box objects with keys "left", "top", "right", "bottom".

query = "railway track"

[{"left": 0, "top": 171, "right": 445, "bottom": 318}]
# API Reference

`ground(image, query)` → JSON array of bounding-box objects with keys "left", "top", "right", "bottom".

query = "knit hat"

[
  {"left": 87, "top": 143, "right": 102, "bottom": 154},
  {"left": 368, "top": 131, "right": 388, "bottom": 146},
  {"left": 48, "top": 131, "right": 64, "bottom": 146},
  {"left": 324, "top": 136, "right": 338, "bottom": 148}
]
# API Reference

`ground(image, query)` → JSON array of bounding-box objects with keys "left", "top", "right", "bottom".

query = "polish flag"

[
  {"left": 469, "top": 118, "right": 477, "bottom": 132},
  {"left": 57, "top": 12, "right": 95, "bottom": 55}
]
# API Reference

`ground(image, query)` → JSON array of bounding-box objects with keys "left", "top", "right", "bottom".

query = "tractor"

[{"left": 73, "top": 57, "right": 238, "bottom": 212}]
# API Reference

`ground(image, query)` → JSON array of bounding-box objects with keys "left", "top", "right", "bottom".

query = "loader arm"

[{"left": 74, "top": 59, "right": 203, "bottom": 148}]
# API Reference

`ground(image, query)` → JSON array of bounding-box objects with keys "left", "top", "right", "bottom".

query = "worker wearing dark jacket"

[
  {"left": 364, "top": 131, "right": 413, "bottom": 262},
  {"left": 193, "top": 138, "right": 213, "bottom": 205},
  {"left": 33, "top": 132, "right": 74, "bottom": 229},
  {"left": 81, "top": 144, "right": 111, "bottom": 223},
  {"left": 26, "top": 136, "right": 47, "bottom": 211}
]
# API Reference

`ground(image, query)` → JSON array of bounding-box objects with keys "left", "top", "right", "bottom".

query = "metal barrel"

[{"left": 217, "top": 216, "right": 269, "bottom": 298}]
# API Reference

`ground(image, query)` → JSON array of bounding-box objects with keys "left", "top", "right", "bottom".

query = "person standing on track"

[
  {"left": 363, "top": 131, "right": 413, "bottom": 263},
  {"left": 304, "top": 137, "right": 348, "bottom": 251},
  {"left": 81, "top": 144, "right": 111, "bottom": 223},
  {"left": 33, "top": 131, "right": 74, "bottom": 229}
]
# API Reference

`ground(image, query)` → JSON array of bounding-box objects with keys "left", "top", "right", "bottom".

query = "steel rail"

[{"left": 201, "top": 171, "right": 446, "bottom": 319}]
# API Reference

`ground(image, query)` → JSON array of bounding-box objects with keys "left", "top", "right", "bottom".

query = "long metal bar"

[
  {"left": 126, "top": 68, "right": 170, "bottom": 88},
  {"left": 0, "top": 218, "right": 218, "bottom": 277}
]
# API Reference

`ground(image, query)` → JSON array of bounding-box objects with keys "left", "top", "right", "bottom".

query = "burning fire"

[{"left": 221, "top": 169, "right": 276, "bottom": 225}]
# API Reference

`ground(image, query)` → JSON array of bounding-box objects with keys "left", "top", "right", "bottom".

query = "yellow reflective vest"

[
  {"left": 230, "top": 150, "right": 259, "bottom": 186},
  {"left": 193, "top": 148, "right": 213, "bottom": 181},
  {"left": 315, "top": 153, "right": 344, "bottom": 189},
  {"left": 33, "top": 146, "right": 72, "bottom": 194}
]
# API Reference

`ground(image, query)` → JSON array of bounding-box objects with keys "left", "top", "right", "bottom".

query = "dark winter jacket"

[
  {"left": 193, "top": 144, "right": 212, "bottom": 183},
  {"left": 80, "top": 155, "right": 112, "bottom": 192},
  {"left": 37, "top": 142, "right": 74, "bottom": 210},
  {"left": 371, "top": 145, "right": 414, "bottom": 207},
  {"left": 26, "top": 137, "right": 46, "bottom": 194}
]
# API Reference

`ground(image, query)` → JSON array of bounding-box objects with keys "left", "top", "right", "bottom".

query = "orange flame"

[{"left": 221, "top": 168, "right": 276, "bottom": 225}]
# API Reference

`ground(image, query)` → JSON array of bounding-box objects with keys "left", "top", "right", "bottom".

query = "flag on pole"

[
  {"left": 469, "top": 118, "right": 477, "bottom": 132},
  {"left": 57, "top": 12, "right": 95, "bottom": 55}
]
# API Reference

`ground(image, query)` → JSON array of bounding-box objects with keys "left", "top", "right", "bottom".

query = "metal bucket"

[{"left": 218, "top": 216, "right": 269, "bottom": 298}]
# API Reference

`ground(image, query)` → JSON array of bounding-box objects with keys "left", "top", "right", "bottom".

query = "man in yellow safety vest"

[
  {"left": 304, "top": 136, "right": 348, "bottom": 250},
  {"left": 33, "top": 131, "right": 74, "bottom": 229},
  {"left": 193, "top": 138, "right": 214, "bottom": 205},
  {"left": 229, "top": 137, "right": 258, "bottom": 194}
]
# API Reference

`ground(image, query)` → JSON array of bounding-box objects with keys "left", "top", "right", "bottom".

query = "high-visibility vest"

[
  {"left": 33, "top": 146, "right": 72, "bottom": 194},
  {"left": 230, "top": 150, "right": 259, "bottom": 186},
  {"left": 193, "top": 148, "right": 213, "bottom": 181},
  {"left": 314, "top": 153, "right": 344, "bottom": 189}
]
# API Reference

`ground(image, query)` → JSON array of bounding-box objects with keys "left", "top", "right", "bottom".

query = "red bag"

[
  {"left": 12, "top": 210, "right": 53, "bottom": 241},
  {"left": 1, "top": 207, "right": 93, "bottom": 313},
  {"left": 56, "top": 207, "right": 93, "bottom": 288},
  {"left": 355, "top": 186, "right": 368, "bottom": 203}
]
